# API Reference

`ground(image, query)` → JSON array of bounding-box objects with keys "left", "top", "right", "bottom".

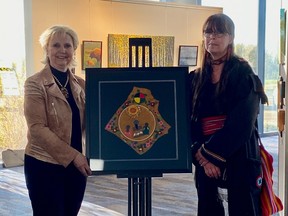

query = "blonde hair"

[{"left": 39, "top": 25, "right": 79, "bottom": 67}]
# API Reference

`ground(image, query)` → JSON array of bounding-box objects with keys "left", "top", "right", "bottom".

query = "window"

[
  {"left": 264, "top": 0, "right": 281, "bottom": 133},
  {"left": 0, "top": 0, "right": 26, "bottom": 157}
]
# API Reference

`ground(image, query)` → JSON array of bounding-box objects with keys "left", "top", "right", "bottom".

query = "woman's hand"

[
  {"left": 195, "top": 148, "right": 209, "bottom": 167},
  {"left": 203, "top": 162, "right": 221, "bottom": 179},
  {"left": 195, "top": 148, "right": 221, "bottom": 178},
  {"left": 73, "top": 153, "right": 92, "bottom": 177}
]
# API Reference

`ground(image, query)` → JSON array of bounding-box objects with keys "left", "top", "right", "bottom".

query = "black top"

[
  {"left": 50, "top": 66, "right": 82, "bottom": 153},
  {"left": 190, "top": 56, "right": 267, "bottom": 167}
]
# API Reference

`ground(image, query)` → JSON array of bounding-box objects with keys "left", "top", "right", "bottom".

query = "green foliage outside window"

[{"left": 0, "top": 62, "right": 27, "bottom": 156}]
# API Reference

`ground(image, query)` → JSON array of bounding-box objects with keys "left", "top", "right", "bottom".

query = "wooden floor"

[{"left": 0, "top": 136, "right": 279, "bottom": 216}]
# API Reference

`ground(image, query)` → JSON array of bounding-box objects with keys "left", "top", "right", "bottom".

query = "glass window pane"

[
  {"left": 0, "top": 0, "right": 26, "bottom": 159},
  {"left": 264, "top": 0, "right": 281, "bottom": 133}
]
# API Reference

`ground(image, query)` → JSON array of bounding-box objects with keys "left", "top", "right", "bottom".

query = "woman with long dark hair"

[{"left": 190, "top": 13, "right": 268, "bottom": 216}]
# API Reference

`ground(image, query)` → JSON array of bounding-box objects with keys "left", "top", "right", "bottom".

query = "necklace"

[
  {"left": 211, "top": 58, "right": 226, "bottom": 65},
  {"left": 52, "top": 74, "right": 69, "bottom": 98},
  {"left": 211, "top": 53, "right": 227, "bottom": 65}
]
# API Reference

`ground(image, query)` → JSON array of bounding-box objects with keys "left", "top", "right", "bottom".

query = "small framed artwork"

[
  {"left": 178, "top": 45, "right": 198, "bottom": 66},
  {"left": 82, "top": 41, "right": 102, "bottom": 70}
]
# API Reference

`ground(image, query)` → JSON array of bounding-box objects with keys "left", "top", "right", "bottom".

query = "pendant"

[{"left": 61, "top": 87, "right": 69, "bottom": 98}]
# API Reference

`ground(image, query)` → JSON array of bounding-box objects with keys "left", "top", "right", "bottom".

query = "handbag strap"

[{"left": 254, "top": 122, "right": 264, "bottom": 147}]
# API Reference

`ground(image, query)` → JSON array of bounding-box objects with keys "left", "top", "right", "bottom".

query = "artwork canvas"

[
  {"left": 108, "top": 34, "right": 174, "bottom": 67},
  {"left": 280, "top": 9, "right": 286, "bottom": 64},
  {"left": 82, "top": 41, "right": 102, "bottom": 70},
  {"left": 178, "top": 45, "right": 198, "bottom": 66},
  {"left": 85, "top": 67, "right": 192, "bottom": 176}
]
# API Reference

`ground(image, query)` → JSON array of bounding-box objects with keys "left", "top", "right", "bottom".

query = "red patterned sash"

[{"left": 201, "top": 115, "right": 227, "bottom": 136}]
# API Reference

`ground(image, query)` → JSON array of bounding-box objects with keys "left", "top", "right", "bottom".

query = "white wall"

[{"left": 24, "top": 0, "right": 222, "bottom": 78}]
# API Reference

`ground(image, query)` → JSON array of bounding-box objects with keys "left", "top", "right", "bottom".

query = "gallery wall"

[{"left": 24, "top": 0, "right": 222, "bottom": 78}]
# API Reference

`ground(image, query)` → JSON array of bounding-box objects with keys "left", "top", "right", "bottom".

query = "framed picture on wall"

[
  {"left": 82, "top": 41, "right": 102, "bottom": 70},
  {"left": 178, "top": 45, "right": 198, "bottom": 66},
  {"left": 108, "top": 34, "right": 174, "bottom": 67}
]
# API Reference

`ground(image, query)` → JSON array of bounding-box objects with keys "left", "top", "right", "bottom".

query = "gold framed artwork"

[
  {"left": 178, "top": 45, "right": 198, "bottom": 66},
  {"left": 108, "top": 34, "right": 174, "bottom": 67},
  {"left": 82, "top": 41, "right": 102, "bottom": 70}
]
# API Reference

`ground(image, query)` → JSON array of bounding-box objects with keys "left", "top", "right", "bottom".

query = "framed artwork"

[
  {"left": 280, "top": 8, "right": 286, "bottom": 64},
  {"left": 108, "top": 34, "right": 174, "bottom": 67},
  {"left": 85, "top": 67, "right": 192, "bottom": 176},
  {"left": 178, "top": 45, "right": 198, "bottom": 66},
  {"left": 82, "top": 41, "right": 102, "bottom": 70}
]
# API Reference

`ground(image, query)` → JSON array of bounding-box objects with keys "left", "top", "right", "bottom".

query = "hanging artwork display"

[
  {"left": 82, "top": 40, "right": 102, "bottom": 70},
  {"left": 85, "top": 66, "right": 192, "bottom": 175},
  {"left": 178, "top": 45, "right": 198, "bottom": 66},
  {"left": 108, "top": 34, "right": 174, "bottom": 67}
]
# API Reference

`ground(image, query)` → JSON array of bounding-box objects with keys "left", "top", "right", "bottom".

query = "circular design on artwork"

[
  {"left": 126, "top": 105, "right": 141, "bottom": 118},
  {"left": 118, "top": 105, "right": 156, "bottom": 142}
]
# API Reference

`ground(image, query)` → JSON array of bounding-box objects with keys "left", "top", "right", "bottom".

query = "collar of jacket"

[{"left": 41, "top": 64, "right": 82, "bottom": 101}]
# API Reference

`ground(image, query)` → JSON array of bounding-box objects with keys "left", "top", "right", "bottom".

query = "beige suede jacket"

[{"left": 24, "top": 64, "right": 86, "bottom": 167}]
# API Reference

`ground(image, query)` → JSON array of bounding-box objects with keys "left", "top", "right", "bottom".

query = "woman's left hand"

[
  {"left": 203, "top": 162, "right": 221, "bottom": 179},
  {"left": 73, "top": 153, "right": 92, "bottom": 177},
  {"left": 195, "top": 148, "right": 209, "bottom": 167},
  {"left": 196, "top": 148, "right": 221, "bottom": 178}
]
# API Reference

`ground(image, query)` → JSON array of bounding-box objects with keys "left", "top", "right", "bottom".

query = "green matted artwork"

[
  {"left": 108, "top": 34, "right": 174, "bottom": 67},
  {"left": 82, "top": 41, "right": 102, "bottom": 70},
  {"left": 85, "top": 67, "right": 192, "bottom": 175}
]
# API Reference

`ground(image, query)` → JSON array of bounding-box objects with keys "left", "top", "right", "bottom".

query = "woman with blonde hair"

[{"left": 24, "top": 25, "right": 91, "bottom": 216}]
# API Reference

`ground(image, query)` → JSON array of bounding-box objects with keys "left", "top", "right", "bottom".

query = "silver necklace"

[{"left": 52, "top": 74, "right": 69, "bottom": 98}]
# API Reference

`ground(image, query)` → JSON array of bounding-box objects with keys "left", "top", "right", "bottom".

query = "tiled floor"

[{"left": 0, "top": 136, "right": 279, "bottom": 216}]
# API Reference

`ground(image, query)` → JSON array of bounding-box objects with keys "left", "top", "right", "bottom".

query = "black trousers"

[
  {"left": 24, "top": 155, "right": 87, "bottom": 216},
  {"left": 195, "top": 165, "right": 261, "bottom": 216},
  {"left": 195, "top": 166, "right": 225, "bottom": 216}
]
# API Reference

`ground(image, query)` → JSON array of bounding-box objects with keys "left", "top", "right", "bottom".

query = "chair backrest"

[{"left": 129, "top": 38, "right": 152, "bottom": 68}]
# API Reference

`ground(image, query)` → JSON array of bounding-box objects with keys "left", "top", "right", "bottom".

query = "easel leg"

[
  {"left": 127, "top": 176, "right": 154, "bottom": 216},
  {"left": 133, "top": 178, "right": 139, "bottom": 215},
  {"left": 128, "top": 178, "right": 132, "bottom": 216},
  {"left": 140, "top": 178, "right": 145, "bottom": 215},
  {"left": 146, "top": 177, "right": 152, "bottom": 216}
]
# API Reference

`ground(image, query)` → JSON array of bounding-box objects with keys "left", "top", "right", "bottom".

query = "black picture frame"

[
  {"left": 86, "top": 67, "right": 192, "bottom": 176},
  {"left": 178, "top": 45, "right": 198, "bottom": 66}
]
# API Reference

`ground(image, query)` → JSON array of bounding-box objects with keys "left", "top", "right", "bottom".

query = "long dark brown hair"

[{"left": 191, "top": 13, "right": 235, "bottom": 119}]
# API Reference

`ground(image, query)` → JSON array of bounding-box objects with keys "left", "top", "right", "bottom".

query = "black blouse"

[{"left": 50, "top": 66, "right": 82, "bottom": 153}]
